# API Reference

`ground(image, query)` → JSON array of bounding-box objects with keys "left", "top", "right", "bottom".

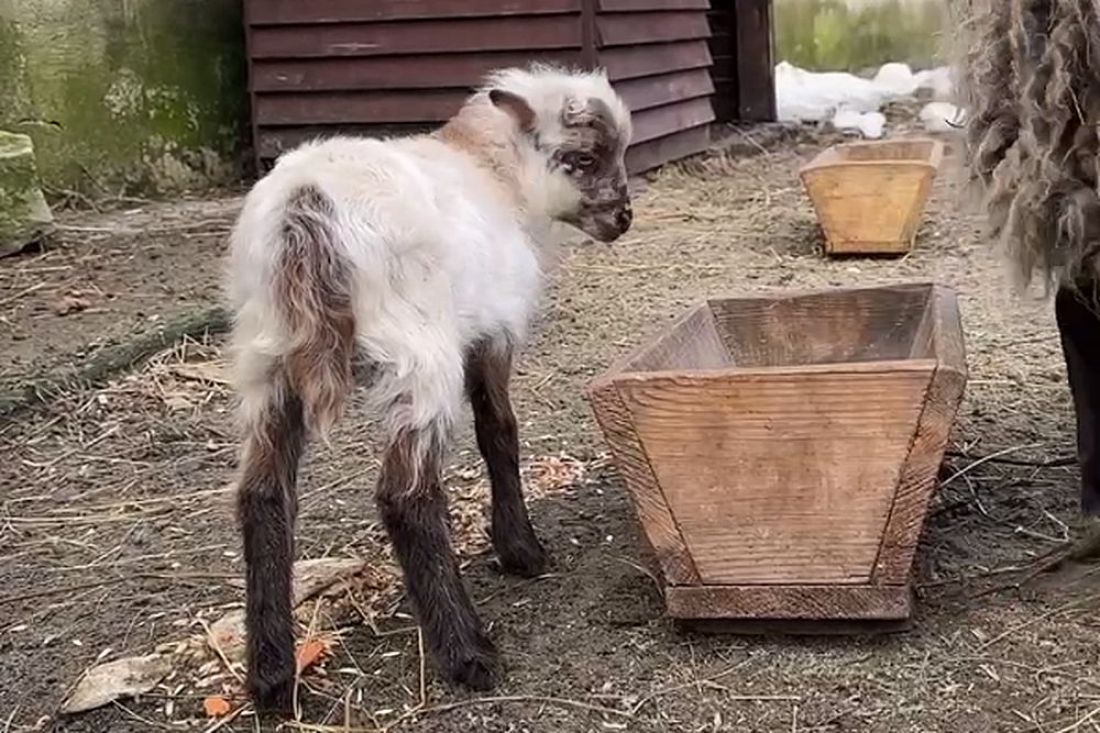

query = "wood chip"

[{"left": 61, "top": 653, "right": 172, "bottom": 714}]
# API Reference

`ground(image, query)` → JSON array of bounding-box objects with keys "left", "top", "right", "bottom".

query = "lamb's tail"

[{"left": 272, "top": 185, "right": 356, "bottom": 437}]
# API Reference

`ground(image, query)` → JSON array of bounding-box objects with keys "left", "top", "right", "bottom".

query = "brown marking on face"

[{"left": 554, "top": 96, "right": 633, "bottom": 242}]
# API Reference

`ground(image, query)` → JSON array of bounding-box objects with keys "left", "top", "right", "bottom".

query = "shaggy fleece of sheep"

[{"left": 957, "top": 0, "right": 1100, "bottom": 293}]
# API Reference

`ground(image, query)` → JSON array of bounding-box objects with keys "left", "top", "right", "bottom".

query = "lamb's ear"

[{"left": 489, "top": 89, "right": 537, "bottom": 134}]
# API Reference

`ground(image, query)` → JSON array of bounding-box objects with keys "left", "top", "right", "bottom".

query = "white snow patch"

[
  {"left": 776, "top": 60, "right": 966, "bottom": 140},
  {"left": 919, "top": 101, "right": 966, "bottom": 133}
]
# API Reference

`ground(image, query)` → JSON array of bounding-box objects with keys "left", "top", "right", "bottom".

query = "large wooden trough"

[{"left": 586, "top": 283, "right": 967, "bottom": 624}]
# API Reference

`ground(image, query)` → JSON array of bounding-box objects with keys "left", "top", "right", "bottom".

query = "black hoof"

[
  {"left": 493, "top": 527, "right": 549, "bottom": 578},
  {"left": 1082, "top": 479, "right": 1100, "bottom": 516},
  {"left": 443, "top": 632, "right": 498, "bottom": 691},
  {"left": 249, "top": 671, "right": 294, "bottom": 715}
]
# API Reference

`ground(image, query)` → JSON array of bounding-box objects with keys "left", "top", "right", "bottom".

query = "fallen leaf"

[
  {"left": 163, "top": 394, "right": 193, "bottom": 412},
  {"left": 61, "top": 653, "right": 172, "bottom": 714},
  {"left": 207, "top": 558, "right": 366, "bottom": 660},
  {"left": 51, "top": 295, "right": 91, "bottom": 316},
  {"left": 292, "top": 558, "right": 368, "bottom": 605},
  {"left": 206, "top": 610, "right": 246, "bottom": 663},
  {"left": 296, "top": 638, "right": 330, "bottom": 673},
  {"left": 170, "top": 360, "right": 232, "bottom": 385},
  {"left": 203, "top": 695, "right": 232, "bottom": 718}
]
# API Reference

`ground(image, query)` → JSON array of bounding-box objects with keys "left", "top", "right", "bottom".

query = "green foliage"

[{"left": 775, "top": 0, "right": 948, "bottom": 72}]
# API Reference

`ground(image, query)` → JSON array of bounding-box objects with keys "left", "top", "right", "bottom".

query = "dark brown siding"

[
  {"left": 708, "top": 0, "right": 776, "bottom": 122},
  {"left": 242, "top": 1, "right": 764, "bottom": 174},
  {"left": 244, "top": 1, "right": 584, "bottom": 165},
  {"left": 594, "top": 0, "right": 715, "bottom": 171}
]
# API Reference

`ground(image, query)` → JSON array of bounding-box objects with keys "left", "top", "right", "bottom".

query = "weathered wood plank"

[
  {"left": 631, "top": 97, "right": 715, "bottom": 144},
  {"left": 600, "top": 40, "right": 712, "bottom": 81},
  {"left": 586, "top": 380, "right": 701, "bottom": 586},
  {"left": 615, "top": 68, "right": 714, "bottom": 113},
  {"left": 250, "top": 16, "right": 581, "bottom": 59},
  {"left": 598, "top": 0, "right": 710, "bottom": 10},
  {"left": 625, "top": 124, "right": 712, "bottom": 174},
  {"left": 251, "top": 51, "right": 580, "bottom": 93},
  {"left": 596, "top": 11, "right": 711, "bottom": 47},
  {"left": 255, "top": 89, "right": 467, "bottom": 126},
  {"left": 257, "top": 125, "right": 433, "bottom": 160},
  {"left": 616, "top": 363, "right": 934, "bottom": 585},
  {"left": 248, "top": 0, "right": 581, "bottom": 25},
  {"left": 708, "top": 283, "right": 935, "bottom": 368},
  {"left": 624, "top": 304, "right": 730, "bottom": 372},
  {"left": 873, "top": 286, "right": 967, "bottom": 583},
  {"left": 665, "top": 585, "right": 912, "bottom": 620}
]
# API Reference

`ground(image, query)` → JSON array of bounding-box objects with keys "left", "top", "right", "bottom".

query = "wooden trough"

[
  {"left": 800, "top": 139, "right": 944, "bottom": 256},
  {"left": 586, "top": 283, "right": 967, "bottom": 624}
]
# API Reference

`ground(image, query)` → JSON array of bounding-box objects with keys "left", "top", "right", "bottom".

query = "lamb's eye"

[{"left": 574, "top": 153, "right": 596, "bottom": 170}]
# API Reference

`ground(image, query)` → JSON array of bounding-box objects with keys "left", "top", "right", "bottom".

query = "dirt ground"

[
  {"left": 2, "top": 123, "right": 1099, "bottom": 733},
  {"left": 0, "top": 196, "right": 242, "bottom": 396}
]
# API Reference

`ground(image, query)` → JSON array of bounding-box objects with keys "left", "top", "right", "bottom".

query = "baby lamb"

[{"left": 226, "top": 64, "right": 633, "bottom": 711}]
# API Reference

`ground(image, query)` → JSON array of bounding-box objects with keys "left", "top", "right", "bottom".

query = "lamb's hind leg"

[
  {"left": 376, "top": 421, "right": 498, "bottom": 689},
  {"left": 236, "top": 372, "right": 306, "bottom": 712},
  {"left": 465, "top": 338, "right": 547, "bottom": 577}
]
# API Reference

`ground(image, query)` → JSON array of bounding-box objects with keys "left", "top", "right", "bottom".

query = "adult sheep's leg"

[
  {"left": 236, "top": 372, "right": 307, "bottom": 712},
  {"left": 1055, "top": 281, "right": 1100, "bottom": 516},
  {"left": 465, "top": 339, "right": 548, "bottom": 577},
  {"left": 1045, "top": 280, "right": 1100, "bottom": 571}
]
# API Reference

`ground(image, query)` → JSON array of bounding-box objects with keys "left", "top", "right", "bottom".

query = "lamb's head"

[{"left": 483, "top": 65, "right": 634, "bottom": 242}]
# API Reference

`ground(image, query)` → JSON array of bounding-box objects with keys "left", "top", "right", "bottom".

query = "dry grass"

[{"left": 2, "top": 128, "right": 1100, "bottom": 732}]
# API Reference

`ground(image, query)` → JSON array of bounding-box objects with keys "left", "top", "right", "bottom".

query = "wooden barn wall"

[
  {"left": 243, "top": 0, "right": 770, "bottom": 174},
  {"left": 593, "top": 0, "right": 716, "bottom": 173},
  {"left": 244, "top": 1, "right": 586, "bottom": 165}
]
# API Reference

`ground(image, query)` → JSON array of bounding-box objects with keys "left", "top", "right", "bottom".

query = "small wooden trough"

[
  {"left": 800, "top": 138, "right": 944, "bottom": 256},
  {"left": 586, "top": 283, "right": 967, "bottom": 625}
]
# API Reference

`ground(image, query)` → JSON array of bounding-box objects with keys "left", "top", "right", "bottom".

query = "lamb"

[
  {"left": 958, "top": 1, "right": 1100, "bottom": 554},
  {"left": 225, "top": 64, "right": 633, "bottom": 711}
]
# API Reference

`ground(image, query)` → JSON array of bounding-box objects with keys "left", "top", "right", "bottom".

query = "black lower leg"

[
  {"left": 237, "top": 386, "right": 305, "bottom": 712},
  {"left": 376, "top": 429, "right": 498, "bottom": 690},
  {"left": 465, "top": 341, "right": 547, "bottom": 577},
  {"left": 1055, "top": 281, "right": 1100, "bottom": 515}
]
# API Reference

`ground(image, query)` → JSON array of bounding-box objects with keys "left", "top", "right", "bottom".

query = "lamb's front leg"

[
  {"left": 376, "top": 426, "right": 498, "bottom": 689},
  {"left": 465, "top": 339, "right": 548, "bottom": 577}
]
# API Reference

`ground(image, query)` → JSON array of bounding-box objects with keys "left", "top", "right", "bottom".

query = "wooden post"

[
  {"left": 707, "top": 0, "right": 738, "bottom": 123},
  {"left": 580, "top": 0, "right": 598, "bottom": 69},
  {"left": 734, "top": 0, "right": 776, "bottom": 121}
]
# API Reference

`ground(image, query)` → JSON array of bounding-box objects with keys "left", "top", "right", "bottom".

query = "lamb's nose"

[{"left": 616, "top": 205, "right": 633, "bottom": 232}]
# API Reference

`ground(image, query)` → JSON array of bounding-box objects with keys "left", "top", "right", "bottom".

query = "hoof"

[
  {"left": 248, "top": 668, "right": 295, "bottom": 715},
  {"left": 444, "top": 632, "right": 498, "bottom": 691},
  {"left": 493, "top": 528, "right": 549, "bottom": 578}
]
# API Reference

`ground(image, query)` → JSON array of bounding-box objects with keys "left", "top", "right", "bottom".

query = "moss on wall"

[
  {"left": 0, "top": 0, "right": 247, "bottom": 196},
  {"left": 0, "top": 131, "right": 53, "bottom": 256}
]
